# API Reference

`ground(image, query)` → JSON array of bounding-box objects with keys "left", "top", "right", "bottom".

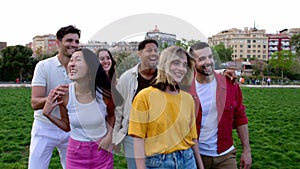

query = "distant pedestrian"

[{"left": 267, "top": 77, "right": 271, "bottom": 86}]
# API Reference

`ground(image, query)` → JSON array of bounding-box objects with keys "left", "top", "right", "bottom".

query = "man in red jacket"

[{"left": 188, "top": 42, "right": 252, "bottom": 169}]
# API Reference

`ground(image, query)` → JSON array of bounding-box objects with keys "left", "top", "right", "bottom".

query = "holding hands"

[{"left": 43, "top": 85, "right": 68, "bottom": 117}]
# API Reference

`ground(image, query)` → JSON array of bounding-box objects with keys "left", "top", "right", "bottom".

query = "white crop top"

[{"left": 67, "top": 83, "right": 107, "bottom": 142}]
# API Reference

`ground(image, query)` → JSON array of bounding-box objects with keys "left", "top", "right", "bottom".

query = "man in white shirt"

[{"left": 28, "top": 25, "right": 81, "bottom": 169}]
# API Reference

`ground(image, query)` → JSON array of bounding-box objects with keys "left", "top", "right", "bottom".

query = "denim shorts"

[{"left": 145, "top": 148, "right": 196, "bottom": 169}]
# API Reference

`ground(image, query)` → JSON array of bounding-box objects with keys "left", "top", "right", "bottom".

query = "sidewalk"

[
  {"left": 0, "top": 83, "right": 31, "bottom": 88},
  {"left": 242, "top": 84, "right": 300, "bottom": 88},
  {"left": 1, "top": 83, "right": 300, "bottom": 88}
]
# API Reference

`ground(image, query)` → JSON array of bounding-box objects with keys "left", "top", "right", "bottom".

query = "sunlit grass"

[{"left": 0, "top": 87, "right": 299, "bottom": 168}]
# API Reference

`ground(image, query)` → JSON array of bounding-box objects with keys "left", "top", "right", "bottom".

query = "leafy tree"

[
  {"left": 175, "top": 39, "right": 200, "bottom": 50},
  {"left": 251, "top": 59, "right": 268, "bottom": 76},
  {"left": 115, "top": 52, "right": 137, "bottom": 77},
  {"left": 160, "top": 42, "right": 169, "bottom": 50},
  {"left": 213, "top": 43, "right": 233, "bottom": 62},
  {"left": 0, "top": 45, "right": 35, "bottom": 82},
  {"left": 290, "top": 33, "right": 300, "bottom": 57},
  {"left": 269, "top": 50, "right": 296, "bottom": 82}
]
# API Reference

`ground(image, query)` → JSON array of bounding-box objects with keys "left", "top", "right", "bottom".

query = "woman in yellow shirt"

[{"left": 128, "top": 46, "right": 204, "bottom": 169}]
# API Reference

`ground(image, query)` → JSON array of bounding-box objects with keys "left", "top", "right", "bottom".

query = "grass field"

[{"left": 0, "top": 87, "right": 299, "bottom": 169}]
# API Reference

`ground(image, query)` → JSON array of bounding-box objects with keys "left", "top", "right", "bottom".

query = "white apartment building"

[{"left": 208, "top": 27, "right": 269, "bottom": 61}]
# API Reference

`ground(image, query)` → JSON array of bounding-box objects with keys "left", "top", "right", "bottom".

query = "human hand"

[
  {"left": 42, "top": 89, "right": 63, "bottom": 117},
  {"left": 98, "top": 135, "right": 112, "bottom": 152},
  {"left": 224, "top": 69, "right": 237, "bottom": 81},
  {"left": 240, "top": 150, "right": 252, "bottom": 169},
  {"left": 112, "top": 143, "right": 121, "bottom": 153},
  {"left": 53, "top": 84, "right": 69, "bottom": 99}
]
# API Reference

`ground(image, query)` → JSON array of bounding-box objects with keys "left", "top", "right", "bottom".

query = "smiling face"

[
  {"left": 169, "top": 55, "right": 188, "bottom": 83},
  {"left": 57, "top": 33, "right": 80, "bottom": 58},
  {"left": 138, "top": 43, "right": 159, "bottom": 70},
  {"left": 98, "top": 50, "right": 112, "bottom": 74},
  {"left": 193, "top": 47, "right": 214, "bottom": 77},
  {"left": 68, "top": 50, "right": 88, "bottom": 81}
]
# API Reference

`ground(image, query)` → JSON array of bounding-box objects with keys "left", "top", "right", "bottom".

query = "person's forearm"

[
  {"left": 44, "top": 113, "right": 70, "bottom": 132},
  {"left": 237, "top": 124, "right": 251, "bottom": 152},
  {"left": 192, "top": 139, "right": 204, "bottom": 169},
  {"left": 107, "top": 115, "right": 115, "bottom": 130},
  {"left": 31, "top": 97, "right": 47, "bottom": 110},
  {"left": 134, "top": 137, "right": 146, "bottom": 169}
]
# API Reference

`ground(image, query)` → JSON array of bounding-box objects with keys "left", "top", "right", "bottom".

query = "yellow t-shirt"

[{"left": 128, "top": 86, "right": 197, "bottom": 156}]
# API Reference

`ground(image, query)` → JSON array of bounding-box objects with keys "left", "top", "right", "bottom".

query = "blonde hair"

[{"left": 153, "top": 46, "right": 195, "bottom": 91}]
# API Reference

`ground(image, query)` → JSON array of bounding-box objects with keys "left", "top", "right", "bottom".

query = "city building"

[
  {"left": 79, "top": 41, "right": 111, "bottom": 53},
  {"left": 145, "top": 25, "right": 177, "bottom": 48},
  {"left": 208, "top": 27, "right": 269, "bottom": 61},
  {"left": 32, "top": 34, "right": 57, "bottom": 56},
  {"left": 0, "top": 41, "right": 7, "bottom": 51},
  {"left": 267, "top": 33, "right": 290, "bottom": 58}
]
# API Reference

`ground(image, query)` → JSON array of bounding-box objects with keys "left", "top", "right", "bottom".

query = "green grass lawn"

[{"left": 0, "top": 87, "right": 299, "bottom": 169}]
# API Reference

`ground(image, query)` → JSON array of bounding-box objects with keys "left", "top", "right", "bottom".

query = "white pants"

[{"left": 28, "top": 119, "right": 69, "bottom": 169}]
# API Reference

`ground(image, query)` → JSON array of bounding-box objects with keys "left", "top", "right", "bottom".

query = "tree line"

[{"left": 1, "top": 35, "right": 300, "bottom": 83}]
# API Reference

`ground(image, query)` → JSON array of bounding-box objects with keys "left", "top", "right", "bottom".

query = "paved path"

[
  {"left": 1, "top": 83, "right": 300, "bottom": 88},
  {"left": 0, "top": 83, "right": 31, "bottom": 87},
  {"left": 242, "top": 84, "right": 300, "bottom": 88}
]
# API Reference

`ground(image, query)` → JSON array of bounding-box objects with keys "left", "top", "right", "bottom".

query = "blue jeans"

[
  {"left": 145, "top": 148, "right": 196, "bottom": 169},
  {"left": 123, "top": 135, "right": 137, "bottom": 169}
]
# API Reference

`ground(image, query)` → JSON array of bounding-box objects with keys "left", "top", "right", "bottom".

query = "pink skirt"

[{"left": 66, "top": 137, "right": 113, "bottom": 169}]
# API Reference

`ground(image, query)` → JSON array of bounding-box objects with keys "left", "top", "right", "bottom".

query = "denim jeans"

[
  {"left": 145, "top": 148, "right": 196, "bottom": 169},
  {"left": 123, "top": 135, "right": 137, "bottom": 169}
]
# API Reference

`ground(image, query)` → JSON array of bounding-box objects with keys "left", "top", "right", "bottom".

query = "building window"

[
  {"left": 248, "top": 45, "right": 251, "bottom": 48},
  {"left": 253, "top": 40, "right": 256, "bottom": 43},
  {"left": 253, "top": 45, "right": 256, "bottom": 48},
  {"left": 247, "top": 40, "right": 251, "bottom": 43},
  {"left": 240, "top": 45, "right": 243, "bottom": 47}
]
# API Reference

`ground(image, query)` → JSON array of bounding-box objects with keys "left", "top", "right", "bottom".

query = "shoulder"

[
  {"left": 36, "top": 56, "right": 58, "bottom": 67},
  {"left": 118, "top": 64, "right": 139, "bottom": 82},
  {"left": 181, "top": 90, "right": 194, "bottom": 99}
]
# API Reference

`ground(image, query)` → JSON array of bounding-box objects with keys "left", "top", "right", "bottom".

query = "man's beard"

[{"left": 195, "top": 64, "right": 213, "bottom": 76}]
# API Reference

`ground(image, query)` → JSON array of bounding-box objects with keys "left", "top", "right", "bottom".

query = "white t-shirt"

[
  {"left": 196, "top": 78, "right": 218, "bottom": 156},
  {"left": 31, "top": 55, "right": 72, "bottom": 123},
  {"left": 196, "top": 78, "right": 234, "bottom": 156}
]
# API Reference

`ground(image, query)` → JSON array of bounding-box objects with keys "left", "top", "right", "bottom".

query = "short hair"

[
  {"left": 138, "top": 39, "right": 158, "bottom": 51},
  {"left": 189, "top": 42, "right": 209, "bottom": 57},
  {"left": 56, "top": 25, "right": 81, "bottom": 41},
  {"left": 153, "top": 46, "right": 195, "bottom": 91}
]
